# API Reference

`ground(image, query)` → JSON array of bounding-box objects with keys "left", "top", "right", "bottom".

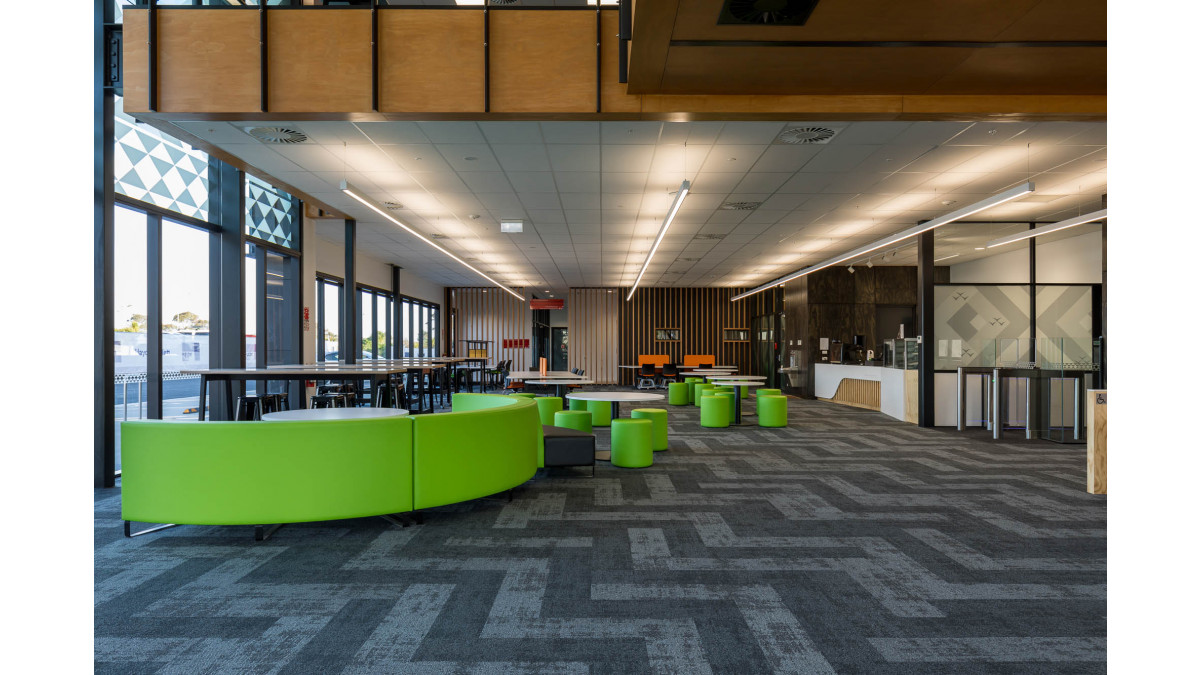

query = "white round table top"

[
  {"left": 684, "top": 368, "right": 738, "bottom": 374},
  {"left": 709, "top": 380, "right": 765, "bottom": 387},
  {"left": 566, "top": 391, "right": 665, "bottom": 402},
  {"left": 618, "top": 364, "right": 646, "bottom": 369},
  {"left": 262, "top": 408, "right": 409, "bottom": 421},
  {"left": 705, "top": 374, "right": 766, "bottom": 380},
  {"left": 525, "top": 379, "right": 595, "bottom": 385}
]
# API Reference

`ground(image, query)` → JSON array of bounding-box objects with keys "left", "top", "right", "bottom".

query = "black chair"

[
  {"left": 567, "top": 368, "right": 586, "bottom": 392},
  {"left": 698, "top": 363, "right": 714, "bottom": 370},
  {"left": 661, "top": 363, "right": 680, "bottom": 386},
  {"left": 636, "top": 363, "right": 657, "bottom": 390},
  {"left": 234, "top": 395, "right": 264, "bottom": 421}
]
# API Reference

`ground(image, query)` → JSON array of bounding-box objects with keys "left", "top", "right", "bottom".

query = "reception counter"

[{"left": 814, "top": 363, "right": 917, "bottom": 424}]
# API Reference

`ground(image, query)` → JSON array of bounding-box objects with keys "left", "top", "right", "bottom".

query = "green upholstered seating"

[
  {"left": 693, "top": 383, "right": 716, "bottom": 407},
  {"left": 568, "top": 397, "right": 588, "bottom": 411},
  {"left": 684, "top": 377, "right": 704, "bottom": 403},
  {"left": 756, "top": 388, "right": 781, "bottom": 398},
  {"left": 554, "top": 409, "right": 593, "bottom": 434},
  {"left": 630, "top": 408, "right": 668, "bottom": 451},
  {"left": 121, "top": 394, "right": 541, "bottom": 532},
  {"left": 757, "top": 395, "right": 788, "bottom": 427},
  {"left": 535, "top": 396, "right": 564, "bottom": 425},
  {"left": 667, "top": 382, "right": 689, "bottom": 405},
  {"left": 586, "top": 399, "right": 612, "bottom": 427},
  {"left": 510, "top": 392, "right": 537, "bottom": 399},
  {"left": 610, "top": 418, "right": 653, "bottom": 468},
  {"left": 715, "top": 391, "right": 737, "bottom": 420},
  {"left": 700, "top": 395, "right": 730, "bottom": 428}
]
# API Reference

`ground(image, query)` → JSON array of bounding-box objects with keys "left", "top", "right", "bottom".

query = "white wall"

[
  {"left": 948, "top": 229, "right": 1102, "bottom": 284},
  {"left": 1036, "top": 230, "right": 1102, "bottom": 283}
]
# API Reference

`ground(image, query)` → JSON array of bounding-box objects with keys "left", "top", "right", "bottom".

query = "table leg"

[
  {"left": 734, "top": 385, "right": 743, "bottom": 425},
  {"left": 611, "top": 401, "right": 620, "bottom": 420},
  {"left": 199, "top": 376, "right": 208, "bottom": 421},
  {"left": 225, "top": 378, "right": 234, "bottom": 421}
]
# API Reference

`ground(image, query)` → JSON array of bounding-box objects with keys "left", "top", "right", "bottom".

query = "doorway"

[
  {"left": 551, "top": 327, "right": 569, "bottom": 372},
  {"left": 751, "top": 313, "right": 783, "bottom": 389}
]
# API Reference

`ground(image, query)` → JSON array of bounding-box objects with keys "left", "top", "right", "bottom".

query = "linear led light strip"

[
  {"left": 627, "top": 180, "right": 690, "bottom": 301},
  {"left": 731, "top": 182, "right": 1034, "bottom": 301},
  {"left": 341, "top": 181, "right": 525, "bottom": 301},
  {"left": 985, "top": 208, "right": 1107, "bottom": 249}
]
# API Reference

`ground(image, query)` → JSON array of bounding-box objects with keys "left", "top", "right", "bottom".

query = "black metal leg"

[
  {"left": 255, "top": 523, "right": 285, "bottom": 542},
  {"left": 224, "top": 378, "right": 234, "bottom": 421},
  {"left": 124, "top": 521, "right": 180, "bottom": 538},
  {"left": 735, "top": 385, "right": 743, "bottom": 425},
  {"left": 611, "top": 401, "right": 620, "bottom": 420},
  {"left": 199, "top": 376, "right": 208, "bottom": 421},
  {"left": 378, "top": 513, "right": 411, "bottom": 528}
]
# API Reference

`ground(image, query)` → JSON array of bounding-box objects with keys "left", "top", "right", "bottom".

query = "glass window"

[
  {"left": 402, "top": 299, "right": 412, "bottom": 357},
  {"left": 114, "top": 96, "right": 210, "bottom": 221},
  {"left": 162, "top": 219, "right": 210, "bottom": 421},
  {"left": 113, "top": 205, "right": 148, "bottom": 471},
  {"left": 244, "top": 246, "right": 258, "bottom": 394},
  {"left": 318, "top": 279, "right": 341, "bottom": 362},
  {"left": 245, "top": 174, "right": 299, "bottom": 249},
  {"left": 265, "top": 250, "right": 298, "bottom": 368},
  {"left": 377, "top": 294, "right": 390, "bottom": 358}
]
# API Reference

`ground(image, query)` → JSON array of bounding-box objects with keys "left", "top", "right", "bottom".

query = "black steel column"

[
  {"left": 95, "top": 0, "right": 117, "bottom": 487},
  {"left": 391, "top": 265, "right": 402, "bottom": 358},
  {"left": 916, "top": 229, "right": 935, "bottom": 427},
  {"left": 211, "top": 163, "right": 246, "bottom": 420},
  {"left": 1029, "top": 222, "right": 1037, "bottom": 346},
  {"left": 147, "top": 213, "right": 163, "bottom": 419},
  {"left": 343, "top": 219, "right": 358, "bottom": 365}
]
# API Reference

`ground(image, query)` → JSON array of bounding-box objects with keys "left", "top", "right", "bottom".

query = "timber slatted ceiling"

[
  {"left": 450, "top": 288, "right": 530, "bottom": 371},
  {"left": 617, "top": 287, "right": 772, "bottom": 386},
  {"left": 567, "top": 288, "right": 620, "bottom": 384}
]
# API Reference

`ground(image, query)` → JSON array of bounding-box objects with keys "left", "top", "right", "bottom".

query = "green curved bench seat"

[{"left": 121, "top": 394, "right": 541, "bottom": 529}]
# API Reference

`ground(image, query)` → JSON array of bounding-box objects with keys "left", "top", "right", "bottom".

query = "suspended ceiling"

[{"left": 167, "top": 118, "right": 1106, "bottom": 294}]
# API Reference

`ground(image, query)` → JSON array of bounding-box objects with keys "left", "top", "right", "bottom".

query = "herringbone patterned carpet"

[{"left": 95, "top": 396, "right": 1106, "bottom": 674}]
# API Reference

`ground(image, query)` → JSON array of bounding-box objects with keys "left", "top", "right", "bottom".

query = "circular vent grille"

[
  {"left": 488, "top": 0, "right": 518, "bottom": 5},
  {"left": 777, "top": 127, "right": 836, "bottom": 145},
  {"left": 245, "top": 127, "right": 308, "bottom": 144},
  {"left": 726, "top": 0, "right": 811, "bottom": 24},
  {"left": 721, "top": 201, "right": 762, "bottom": 211}
]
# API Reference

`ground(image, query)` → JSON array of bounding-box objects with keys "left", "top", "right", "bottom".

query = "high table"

[
  {"left": 565, "top": 391, "right": 666, "bottom": 461},
  {"left": 262, "top": 408, "right": 408, "bottom": 421},
  {"left": 184, "top": 364, "right": 410, "bottom": 421},
  {"left": 506, "top": 371, "right": 584, "bottom": 394},
  {"left": 706, "top": 379, "right": 765, "bottom": 425}
]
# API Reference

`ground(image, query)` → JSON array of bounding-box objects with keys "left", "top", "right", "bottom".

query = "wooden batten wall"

[
  {"left": 450, "top": 288, "right": 530, "bottom": 371},
  {"left": 567, "top": 288, "right": 621, "bottom": 384},
  {"left": 618, "top": 287, "right": 774, "bottom": 386}
]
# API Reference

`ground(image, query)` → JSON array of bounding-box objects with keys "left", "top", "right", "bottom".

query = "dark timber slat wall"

[
  {"left": 618, "top": 287, "right": 768, "bottom": 386},
  {"left": 568, "top": 288, "right": 620, "bottom": 384},
  {"left": 451, "top": 288, "right": 530, "bottom": 371}
]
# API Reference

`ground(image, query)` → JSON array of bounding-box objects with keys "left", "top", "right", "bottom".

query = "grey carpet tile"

[{"left": 95, "top": 397, "right": 1106, "bottom": 674}]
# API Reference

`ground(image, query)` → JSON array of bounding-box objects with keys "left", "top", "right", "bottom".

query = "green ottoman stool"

[
  {"left": 631, "top": 408, "right": 669, "bottom": 451},
  {"left": 610, "top": 418, "right": 653, "bottom": 468},
  {"left": 511, "top": 392, "right": 537, "bottom": 399},
  {"left": 568, "top": 397, "right": 588, "bottom": 411},
  {"left": 667, "top": 382, "right": 689, "bottom": 405},
  {"left": 715, "top": 391, "right": 737, "bottom": 421},
  {"left": 685, "top": 377, "right": 704, "bottom": 404},
  {"left": 535, "top": 396, "right": 564, "bottom": 425},
  {"left": 554, "top": 409, "right": 593, "bottom": 434},
  {"left": 587, "top": 399, "right": 613, "bottom": 427},
  {"left": 700, "top": 395, "right": 730, "bottom": 428},
  {"left": 758, "top": 395, "right": 788, "bottom": 427},
  {"left": 756, "top": 388, "right": 781, "bottom": 398},
  {"left": 694, "top": 384, "right": 716, "bottom": 407}
]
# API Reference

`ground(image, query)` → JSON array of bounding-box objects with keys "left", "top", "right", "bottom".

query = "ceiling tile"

[
  {"left": 460, "top": 172, "right": 513, "bottom": 193},
  {"left": 547, "top": 145, "right": 600, "bottom": 172},
  {"left": 539, "top": 121, "right": 600, "bottom": 144},
  {"left": 416, "top": 122, "right": 486, "bottom": 144},
  {"left": 355, "top": 121, "right": 430, "bottom": 145}
]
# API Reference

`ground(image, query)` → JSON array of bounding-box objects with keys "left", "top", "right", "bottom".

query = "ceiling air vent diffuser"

[
  {"left": 722, "top": 201, "right": 762, "bottom": 211},
  {"left": 383, "top": 201, "right": 404, "bottom": 210},
  {"left": 694, "top": 233, "right": 726, "bottom": 241},
  {"left": 776, "top": 126, "right": 837, "bottom": 145},
  {"left": 718, "top": 0, "right": 820, "bottom": 26},
  {"left": 245, "top": 127, "right": 308, "bottom": 144}
]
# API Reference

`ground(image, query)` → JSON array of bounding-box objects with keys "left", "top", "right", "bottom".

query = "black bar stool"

[{"left": 234, "top": 395, "right": 263, "bottom": 421}]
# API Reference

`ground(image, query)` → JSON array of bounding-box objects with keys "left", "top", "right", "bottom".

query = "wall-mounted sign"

[{"left": 531, "top": 299, "right": 564, "bottom": 310}]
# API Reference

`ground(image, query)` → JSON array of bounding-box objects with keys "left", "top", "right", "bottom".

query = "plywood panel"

[
  {"left": 268, "top": 10, "right": 372, "bottom": 112},
  {"left": 157, "top": 9, "right": 260, "bottom": 113},
  {"left": 452, "top": 288, "right": 530, "bottom": 372},
  {"left": 928, "top": 48, "right": 1106, "bottom": 95},
  {"left": 380, "top": 10, "right": 485, "bottom": 113},
  {"left": 824, "top": 378, "right": 882, "bottom": 410},
  {"left": 490, "top": 11, "right": 595, "bottom": 113},
  {"left": 122, "top": 10, "right": 150, "bottom": 112},
  {"left": 568, "top": 288, "right": 621, "bottom": 384},
  {"left": 904, "top": 370, "right": 919, "bottom": 423},
  {"left": 1087, "top": 389, "right": 1106, "bottom": 494}
]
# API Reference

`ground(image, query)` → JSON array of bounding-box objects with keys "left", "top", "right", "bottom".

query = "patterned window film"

[
  {"left": 114, "top": 96, "right": 210, "bottom": 221},
  {"left": 244, "top": 174, "right": 299, "bottom": 249},
  {"left": 933, "top": 285, "right": 1031, "bottom": 370}
]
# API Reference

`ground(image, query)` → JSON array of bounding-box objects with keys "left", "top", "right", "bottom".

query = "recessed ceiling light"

[
  {"left": 941, "top": 200, "right": 957, "bottom": 206},
  {"left": 501, "top": 219, "right": 524, "bottom": 233},
  {"left": 974, "top": 247, "right": 985, "bottom": 250}
]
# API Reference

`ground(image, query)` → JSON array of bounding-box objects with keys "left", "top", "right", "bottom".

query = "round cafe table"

[
  {"left": 705, "top": 380, "right": 764, "bottom": 425},
  {"left": 261, "top": 407, "right": 409, "bottom": 421},
  {"left": 566, "top": 391, "right": 665, "bottom": 461}
]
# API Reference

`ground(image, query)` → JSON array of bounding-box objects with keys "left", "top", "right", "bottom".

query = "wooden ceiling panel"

[
  {"left": 670, "top": 0, "right": 1049, "bottom": 42},
  {"left": 660, "top": 47, "right": 975, "bottom": 95},
  {"left": 928, "top": 48, "right": 1107, "bottom": 95}
]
